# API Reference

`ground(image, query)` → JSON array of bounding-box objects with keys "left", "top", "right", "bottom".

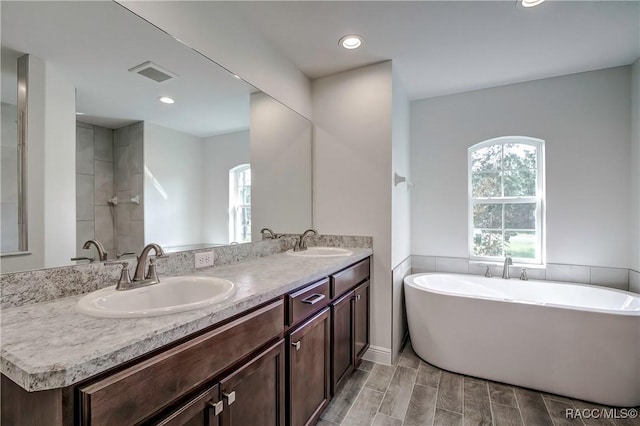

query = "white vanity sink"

[
  {"left": 77, "top": 276, "right": 235, "bottom": 318},
  {"left": 286, "top": 247, "right": 353, "bottom": 257}
]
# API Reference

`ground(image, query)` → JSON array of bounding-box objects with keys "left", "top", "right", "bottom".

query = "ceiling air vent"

[{"left": 128, "top": 61, "right": 178, "bottom": 83}]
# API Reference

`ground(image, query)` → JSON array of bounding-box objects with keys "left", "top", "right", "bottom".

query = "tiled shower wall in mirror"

[{"left": 75, "top": 121, "right": 144, "bottom": 261}]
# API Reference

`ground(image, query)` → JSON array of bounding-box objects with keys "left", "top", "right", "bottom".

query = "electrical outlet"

[{"left": 194, "top": 251, "right": 215, "bottom": 269}]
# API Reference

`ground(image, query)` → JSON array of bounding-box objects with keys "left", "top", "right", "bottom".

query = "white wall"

[
  {"left": 391, "top": 69, "right": 411, "bottom": 361},
  {"left": 411, "top": 66, "right": 632, "bottom": 269},
  {"left": 1, "top": 56, "right": 76, "bottom": 273},
  {"left": 250, "top": 92, "right": 312, "bottom": 238},
  {"left": 144, "top": 123, "right": 203, "bottom": 248},
  {"left": 202, "top": 130, "right": 250, "bottom": 244},
  {"left": 118, "top": 1, "right": 312, "bottom": 120},
  {"left": 392, "top": 71, "right": 411, "bottom": 267},
  {"left": 312, "top": 61, "right": 393, "bottom": 363},
  {"left": 43, "top": 62, "right": 76, "bottom": 268},
  {"left": 631, "top": 59, "right": 640, "bottom": 272}
]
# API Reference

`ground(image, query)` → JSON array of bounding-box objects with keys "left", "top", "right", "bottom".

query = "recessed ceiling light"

[
  {"left": 521, "top": 0, "right": 545, "bottom": 7},
  {"left": 75, "top": 112, "right": 85, "bottom": 115},
  {"left": 158, "top": 96, "right": 175, "bottom": 104},
  {"left": 339, "top": 34, "right": 363, "bottom": 50}
]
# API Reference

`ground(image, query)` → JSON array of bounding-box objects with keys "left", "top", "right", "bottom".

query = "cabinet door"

[
  {"left": 330, "top": 291, "right": 354, "bottom": 394},
  {"left": 289, "top": 308, "right": 330, "bottom": 426},
  {"left": 354, "top": 281, "right": 370, "bottom": 366},
  {"left": 79, "top": 301, "right": 283, "bottom": 426},
  {"left": 219, "top": 340, "right": 285, "bottom": 426},
  {"left": 154, "top": 385, "right": 222, "bottom": 426}
]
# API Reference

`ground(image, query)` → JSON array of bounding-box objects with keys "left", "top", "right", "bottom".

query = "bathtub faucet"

[{"left": 502, "top": 256, "right": 513, "bottom": 279}]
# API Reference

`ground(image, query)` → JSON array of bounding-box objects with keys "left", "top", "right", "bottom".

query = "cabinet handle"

[
  {"left": 207, "top": 400, "right": 224, "bottom": 416},
  {"left": 355, "top": 294, "right": 361, "bottom": 302},
  {"left": 301, "top": 293, "right": 325, "bottom": 305},
  {"left": 292, "top": 340, "right": 301, "bottom": 351},
  {"left": 223, "top": 391, "right": 236, "bottom": 405}
]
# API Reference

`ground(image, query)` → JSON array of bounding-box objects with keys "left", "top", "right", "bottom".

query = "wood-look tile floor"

[{"left": 318, "top": 342, "right": 639, "bottom": 426}]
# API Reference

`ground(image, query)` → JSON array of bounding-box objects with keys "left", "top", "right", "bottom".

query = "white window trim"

[
  {"left": 467, "top": 136, "right": 546, "bottom": 265},
  {"left": 229, "top": 164, "right": 251, "bottom": 244}
]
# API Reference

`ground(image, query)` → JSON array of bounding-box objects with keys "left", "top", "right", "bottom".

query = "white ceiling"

[
  {"left": 232, "top": 0, "right": 640, "bottom": 100},
  {"left": 1, "top": 1, "right": 255, "bottom": 136},
  {"left": 2, "top": 0, "right": 637, "bottom": 129}
]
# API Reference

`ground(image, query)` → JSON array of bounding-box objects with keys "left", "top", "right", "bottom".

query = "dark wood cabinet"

[
  {"left": 79, "top": 301, "right": 284, "bottom": 426},
  {"left": 330, "top": 291, "right": 354, "bottom": 393},
  {"left": 152, "top": 340, "right": 285, "bottom": 426},
  {"left": 219, "top": 341, "right": 285, "bottom": 426},
  {"left": 288, "top": 308, "right": 330, "bottom": 426},
  {"left": 155, "top": 385, "right": 222, "bottom": 426},
  {"left": 329, "top": 260, "right": 371, "bottom": 393},
  {"left": 354, "top": 280, "right": 370, "bottom": 367},
  {"left": 1, "top": 256, "right": 371, "bottom": 426}
]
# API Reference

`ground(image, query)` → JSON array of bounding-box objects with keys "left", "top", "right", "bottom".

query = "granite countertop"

[{"left": 1, "top": 248, "right": 372, "bottom": 392}]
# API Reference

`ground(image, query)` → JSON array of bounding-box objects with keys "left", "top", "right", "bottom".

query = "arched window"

[
  {"left": 468, "top": 136, "right": 545, "bottom": 264},
  {"left": 229, "top": 164, "right": 251, "bottom": 243}
]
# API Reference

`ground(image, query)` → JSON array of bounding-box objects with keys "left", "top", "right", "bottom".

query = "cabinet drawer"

[
  {"left": 154, "top": 384, "right": 221, "bottom": 426},
  {"left": 331, "top": 258, "right": 370, "bottom": 298},
  {"left": 288, "top": 278, "right": 330, "bottom": 326},
  {"left": 79, "top": 300, "right": 284, "bottom": 426}
]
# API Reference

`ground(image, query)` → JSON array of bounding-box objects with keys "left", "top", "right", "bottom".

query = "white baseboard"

[{"left": 362, "top": 345, "right": 392, "bottom": 365}]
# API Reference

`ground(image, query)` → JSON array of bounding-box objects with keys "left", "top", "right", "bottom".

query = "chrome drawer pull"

[
  {"left": 301, "top": 293, "right": 325, "bottom": 305},
  {"left": 223, "top": 391, "right": 236, "bottom": 405},
  {"left": 207, "top": 400, "right": 224, "bottom": 415},
  {"left": 292, "top": 341, "right": 301, "bottom": 351}
]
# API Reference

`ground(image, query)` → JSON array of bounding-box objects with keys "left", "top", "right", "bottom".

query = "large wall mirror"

[{"left": 1, "top": 1, "right": 312, "bottom": 273}]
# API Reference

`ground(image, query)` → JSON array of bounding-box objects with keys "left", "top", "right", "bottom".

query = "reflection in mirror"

[
  {"left": 0, "top": 1, "right": 311, "bottom": 273},
  {"left": 1, "top": 49, "right": 27, "bottom": 255}
]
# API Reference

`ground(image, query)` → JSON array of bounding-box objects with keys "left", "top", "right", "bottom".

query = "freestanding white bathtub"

[{"left": 404, "top": 273, "right": 640, "bottom": 407}]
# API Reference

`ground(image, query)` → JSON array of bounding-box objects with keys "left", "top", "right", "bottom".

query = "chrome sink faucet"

[
  {"left": 294, "top": 229, "right": 317, "bottom": 252},
  {"left": 502, "top": 256, "right": 513, "bottom": 279}
]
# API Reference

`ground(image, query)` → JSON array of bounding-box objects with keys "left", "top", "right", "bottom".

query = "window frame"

[
  {"left": 229, "top": 164, "right": 251, "bottom": 244},
  {"left": 467, "top": 136, "right": 545, "bottom": 265}
]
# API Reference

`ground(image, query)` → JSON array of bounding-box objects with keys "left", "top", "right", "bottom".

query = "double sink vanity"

[{"left": 1, "top": 244, "right": 372, "bottom": 425}]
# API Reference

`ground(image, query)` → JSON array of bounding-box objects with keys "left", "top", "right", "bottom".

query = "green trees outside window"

[{"left": 468, "top": 137, "right": 544, "bottom": 263}]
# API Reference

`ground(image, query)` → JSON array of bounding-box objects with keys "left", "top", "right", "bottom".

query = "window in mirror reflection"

[{"left": 229, "top": 164, "right": 251, "bottom": 243}]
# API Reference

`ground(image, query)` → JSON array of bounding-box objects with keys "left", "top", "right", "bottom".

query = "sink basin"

[
  {"left": 286, "top": 247, "right": 353, "bottom": 257},
  {"left": 77, "top": 276, "right": 235, "bottom": 318}
]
